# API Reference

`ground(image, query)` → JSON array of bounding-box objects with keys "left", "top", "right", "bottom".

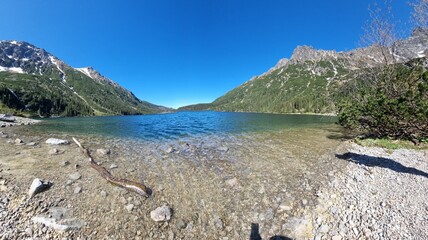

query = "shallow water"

[{"left": 8, "top": 112, "right": 347, "bottom": 238}]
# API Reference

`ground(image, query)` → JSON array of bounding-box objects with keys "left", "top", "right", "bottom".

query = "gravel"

[{"left": 312, "top": 143, "right": 428, "bottom": 240}]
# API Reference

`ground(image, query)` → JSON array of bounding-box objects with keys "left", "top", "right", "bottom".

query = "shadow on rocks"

[
  {"left": 336, "top": 152, "right": 428, "bottom": 178},
  {"left": 249, "top": 223, "right": 293, "bottom": 240}
]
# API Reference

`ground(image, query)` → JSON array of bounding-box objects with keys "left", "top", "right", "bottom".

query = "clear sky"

[{"left": 0, "top": 0, "right": 413, "bottom": 108}]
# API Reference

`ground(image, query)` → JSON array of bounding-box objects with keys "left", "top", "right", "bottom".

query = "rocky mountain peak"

[
  {"left": 0, "top": 40, "right": 63, "bottom": 75},
  {"left": 290, "top": 45, "right": 339, "bottom": 63}
]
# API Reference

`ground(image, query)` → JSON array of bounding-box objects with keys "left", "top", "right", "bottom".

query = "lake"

[{"left": 29, "top": 111, "right": 337, "bottom": 140}]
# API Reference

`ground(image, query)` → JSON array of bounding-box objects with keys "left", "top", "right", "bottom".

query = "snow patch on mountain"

[
  {"left": 0, "top": 66, "right": 25, "bottom": 73},
  {"left": 76, "top": 67, "right": 93, "bottom": 79},
  {"left": 49, "top": 56, "right": 66, "bottom": 82}
]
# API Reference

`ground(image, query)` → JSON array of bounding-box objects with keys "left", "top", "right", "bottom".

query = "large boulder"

[{"left": 46, "top": 138, "right": 69, "bottom": 145}]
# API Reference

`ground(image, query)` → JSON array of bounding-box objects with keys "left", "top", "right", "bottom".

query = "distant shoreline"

[
  {"left": 0, "top": 114, "right": 42, "bottom": 127},
  {"left": 176, "top": 109, "right": 338, "bottom": 117}
]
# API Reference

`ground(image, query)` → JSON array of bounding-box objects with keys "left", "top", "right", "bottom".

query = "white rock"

[
  {"left": 97, "top": 148, "right": 110, "bottom": 155},
  {"left": 319, "top": 224, "right": 330, "bottom": 233},
  {"left": 46, "top": 138, "right": 69, "bottom": 145},
  {"left": 74, "top": 186, "right": 82, "bottom": 194},
  {"left": 28, "top": 178, "right": 52, "bottom": 198},
  {"left": 279, "top": 205, "right": 293, "bottom": 211},
  {"left": 331, "top": 235, "right": 342, "bottom": 240},
  {"left": 69, "top": 172, "right": 81, "bottom": 181},
  {"left": 166, "top": 147, "right": 174, "bottom": 153},
  {"left": 125, "top": 204, "right": 134, "bottom": 212},
  {"left": 109, "top": 164, "right": 118, "bottom": 169},
  {"left": 150, "top": 205, "right": 172, "bottom": 222}
]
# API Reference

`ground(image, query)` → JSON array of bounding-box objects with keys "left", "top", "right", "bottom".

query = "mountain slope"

[
  {"left": 180, "top": 28, "right": 428, "bottom": 114},
  {"left": 0, "top": 41, "right": 169, "bottom": 116}
]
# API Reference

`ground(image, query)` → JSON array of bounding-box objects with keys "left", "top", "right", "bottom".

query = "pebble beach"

[{"left": 0, "top": 117, "right": 427, "bottom": 239}]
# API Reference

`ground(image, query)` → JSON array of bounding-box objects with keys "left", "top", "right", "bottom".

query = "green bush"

[{"left": 338, "top": 60, "right": 428, "bottom": 143}]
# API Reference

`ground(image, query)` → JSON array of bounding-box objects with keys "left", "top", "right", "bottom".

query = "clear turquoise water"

[{"left": 30, "top": 111, "right": 337, "bottom": 140}]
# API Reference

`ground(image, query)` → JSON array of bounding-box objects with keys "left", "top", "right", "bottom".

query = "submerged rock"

[
  {"left": 32, "top": 207, "right": 84, "bottom": 232},
  {"left": 28, "top": 178, "right": 53, "bottom": 198},
  {"left": 46, "top": 138, "right": 69, "bottom": 145},
  {"left": 150, "top": 205, "right": 172, "bottom": 222},
  {"left": 217, "top": 146, "right": 229, "bottom": 152}
]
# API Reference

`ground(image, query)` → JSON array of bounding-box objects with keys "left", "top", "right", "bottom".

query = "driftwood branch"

[{"left": 72, "top": 137, "right": 149, "bottom": 197}]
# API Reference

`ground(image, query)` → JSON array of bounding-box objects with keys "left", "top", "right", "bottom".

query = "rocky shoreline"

[
  {"left": 0, "top": 114, "right": 41, "bottom": 127},
  {"left": 0, "top": 122, "right": 427, "bottom": 239}
]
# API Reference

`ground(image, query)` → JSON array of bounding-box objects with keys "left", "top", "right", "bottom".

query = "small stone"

[
  {"left": 74, "top": 186, "right": 82, "bottom": 194},
  {"left": 24, "top": 227, "right": 33, "bottom": 235},
  {"left": 27, "top": 142, "right": 37, "bottom": 146},
  {"left": 168, "top": 230, "right": 174, "bottom": 240},
  {"left": 150, "top": 205, "right": 172, "bottom": 222},
  {"left": 69, "top": 172, "right": 81, "bottom": 181},
  {"left": 302, "top": 199, "right": 308, "bottom": 206},
  {"left": 319, "top": 224, "right": 329, "bottom": 233},
  {"left": 166, "top": 147, "right": 174, "bottom": 153},
  {"left": 331, "top": 235, "right": 342, "bottom": 240},
  {"left": 225, "top": 177, "right": 238, "bottom": 187},
  {"left": 109, "top": 164, "right": 118, "bottom": 169},
  {"left": 15, "top": 138, "right": 23, "bottom": 144},
  {"left": 218, "top": 146, "right": 229, "bottom": 152},
  {"left": 258, "top": 186, "right": 265, "bottom": 194},
  {"left": 97, "top": 148, "right": 111, "bottom": 155},
  {"left": 60, "top": 161, "right": 70, "bottom": 167},
  {"left": 119, "top": 196, "right": 127, "bottom": 204},
  {"left": 46, "top": 138, "right": 69, "bottom": 145},
  {"left": 125, "top": 204, "right": 134, "bottom": 212},
  {"left": 100, "top": 191, "right": 107, "bottom": 198},
  {"left": 65, "top": 180, "right": 73, "bottom": 186},
  {"left": 279, "top": 204, "right": 292, "bottom": 211},
  {"left": 176, "top": 219, "right": 186, "bottom": 229},
  {"left": 49, "top": 149, "right": 60, "bottom": 155},
  {"left": 28, "top": 178, "right": 53, "bottom": 198}
]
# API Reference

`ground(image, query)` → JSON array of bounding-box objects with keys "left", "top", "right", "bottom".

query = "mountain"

[
  {"left": 179, "top": 28, "right": 428, "bottom": 114},
  {"left": 0, "top": 41, "right": 169, "bottom": 117}
]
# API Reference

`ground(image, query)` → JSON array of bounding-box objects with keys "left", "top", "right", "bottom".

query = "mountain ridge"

[
  {"left": 179, "top": 28, "right": 428, "bottom": 113},
  {"left": 0, "top": 40, "right": 170, "bottom": 116}
]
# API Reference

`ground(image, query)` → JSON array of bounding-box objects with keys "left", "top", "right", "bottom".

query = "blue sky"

[{"left": 0, "top": 0, "right": 413, "bottom": 108}]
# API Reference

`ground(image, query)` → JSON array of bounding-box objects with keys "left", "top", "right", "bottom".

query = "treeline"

[{"left": 0, "top": 85, "right": 93, "bottom": 117}]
